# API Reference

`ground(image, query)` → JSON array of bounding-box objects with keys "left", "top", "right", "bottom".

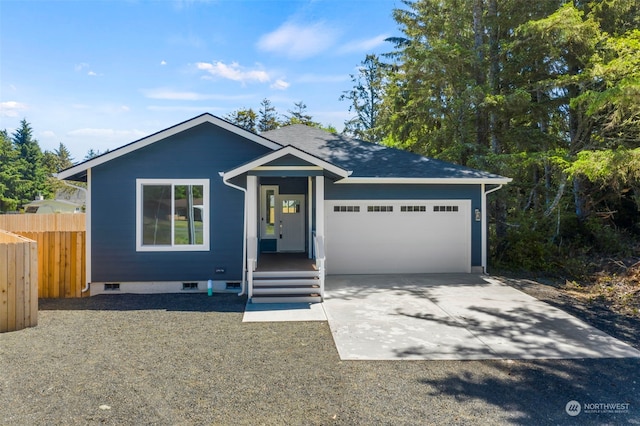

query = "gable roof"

[
  {"left": 57, "top": 113, "right": 282, "bottom": 181},
  {"left": 57, "top": 113, "right": 510, "bottom": 185},
  {"left": 261, "top": 125, "right": 511, "bottom": 184},
  {"left": 221, "top": 145, "right": 351, "bottom": 181}
]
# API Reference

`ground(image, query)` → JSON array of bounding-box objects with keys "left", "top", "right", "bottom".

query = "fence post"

[{"left": 0, "top": 231, "right": 38, "bottom": 333}]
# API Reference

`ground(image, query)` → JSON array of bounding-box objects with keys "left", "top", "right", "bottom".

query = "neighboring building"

[
  {"left": 24, "top": 195, "right": 83, "bottom": 214},
  {"left": 57, "top": 113, "right": 510, "bottom": 301}
]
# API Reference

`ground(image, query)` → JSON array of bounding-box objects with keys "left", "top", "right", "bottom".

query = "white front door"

[{"left": 276, "top": 194, "right": 305, "bottom": 252}]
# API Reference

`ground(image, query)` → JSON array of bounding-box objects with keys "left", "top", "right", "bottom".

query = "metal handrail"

[
  {"left": 313, "top": 234, "right": 326, "bottom": 300},
  {"left": 247, "top": 237, "right": 258, "bottom": 299}
]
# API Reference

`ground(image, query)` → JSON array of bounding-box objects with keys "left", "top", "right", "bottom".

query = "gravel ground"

[{"left": 1, "top": 292, "right": 639, "bottom": 425}]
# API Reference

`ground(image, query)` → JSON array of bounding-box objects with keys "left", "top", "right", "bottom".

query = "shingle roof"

[{"left": 261, "top": 125, "right": 507, "bottom": 181}]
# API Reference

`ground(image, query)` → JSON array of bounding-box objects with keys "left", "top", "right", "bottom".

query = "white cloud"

[
  {"left": 88, "top": 71, "right": 98, "bottom": 76},
  {"left": 195, "top": 61, "right": 270, "bottom": 84},
  {"left": 0, "top": 101, "right": 28, "bottom": 117},
  {"left": 270, "top": 79, "right": 290, "bottom": 90},
  {"left": 40, "top": 130, "right": 56, "bottom": 139},
  {"left": 337, "top": 34, "right": 389, "bottom": 54},
  {"left": 257, "top": 21, "right": 340, "bottom": 59},
  {"left": 160, "top": 60, "right": 167, "bottom": 66}
]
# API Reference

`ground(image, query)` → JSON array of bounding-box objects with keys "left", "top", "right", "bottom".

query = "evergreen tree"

[
  {"left": 380, "top": 0, "right": 640, "bottom": 269},
  {"left": 225, "top": 108, "right": 257, "bottom": 133},
  {"left": 43, "top": 142, "right": 76, "bottom": 196},
  {"left": 284, "top": 102, "right": 318, "bottom": 127},
  {"left": 0, "top": 130, "right": 20, "bottom": 211},
  {"left": 340, "top": 54, "right": 388, "bottom": 143},
  {"left": 12, "top": 119, "right": 48, "bottom": 206},
  {"left": 84, "top": 148, "right": 108, "bottom": 161},
  {"left": 257, "top": 99, "right": 281, "bottom": 133}
]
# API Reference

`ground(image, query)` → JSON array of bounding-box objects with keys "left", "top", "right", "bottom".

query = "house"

[
  {"left": 57, "top": 113, "right": 511, "bottom": 302},
  {"left": 24, "top": 196, "right": 83, "bottom": 214}
]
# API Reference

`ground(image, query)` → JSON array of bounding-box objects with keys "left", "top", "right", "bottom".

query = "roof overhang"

[
  {"left": 221, "top": 145, "right": 352, "bottom": 181},
  {"left": 336, "top": 177, "right": 513, "bottom": 185},
  {"left": 57, "top": 113, "right": 282, "bottom": 182}
]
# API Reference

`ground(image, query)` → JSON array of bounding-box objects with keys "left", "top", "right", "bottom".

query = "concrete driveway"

[{"left": 323, "top": 274, "right": 640, "bottom": 361}]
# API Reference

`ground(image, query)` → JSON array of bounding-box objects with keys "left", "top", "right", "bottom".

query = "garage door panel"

[{"left": 326, "top": 200, "right": 470, "bottom": 274}]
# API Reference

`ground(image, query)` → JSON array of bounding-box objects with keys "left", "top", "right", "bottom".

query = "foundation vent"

[{"left": 182, "top": 282, "right": 199, "bottom": 290}]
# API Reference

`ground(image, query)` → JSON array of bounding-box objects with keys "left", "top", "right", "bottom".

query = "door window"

[{"left": 282, "top": 199, "right": 300, "bottom": 214}]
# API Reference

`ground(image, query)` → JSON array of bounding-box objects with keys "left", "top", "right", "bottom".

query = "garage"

[{"left": 325, "top": 200, "right": 471, "bottom": 274}]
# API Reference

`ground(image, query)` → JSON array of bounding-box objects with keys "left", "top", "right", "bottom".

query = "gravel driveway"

[{"left": 1, "top": 293, "right": 639, "bottom": 425}]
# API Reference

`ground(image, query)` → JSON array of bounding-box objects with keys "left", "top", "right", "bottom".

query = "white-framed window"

[{"left": 136, "top": 179, "right": 210, "bottom": 252}]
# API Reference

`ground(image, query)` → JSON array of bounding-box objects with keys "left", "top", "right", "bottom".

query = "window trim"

[{"left": 136, "top": 178, "right": 210, "bottom": 252}]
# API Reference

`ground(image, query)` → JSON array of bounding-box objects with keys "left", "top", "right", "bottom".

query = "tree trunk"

[
  {"left": 473, "top": 0, "right": 489, "bottom": 149},
  {"left": 487, "top": 0, "right": 500, "bottom": 154}
]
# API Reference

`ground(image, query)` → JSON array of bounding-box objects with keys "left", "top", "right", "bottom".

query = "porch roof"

[{"left": 220, "top": 145, "right": 352, "bottom": 182}]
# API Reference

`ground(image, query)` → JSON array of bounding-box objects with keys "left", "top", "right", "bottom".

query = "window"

[
  {"left": 265, "top": 188, "right": 276, "bottom": 235},
  {"left": 433, "top": 205, "right": 459, "bottom": 212},
  {"left": 333, "top": 205, "right": 360, "bottom": 212},
  {"left": 400, "top": 205, "right": 426, "bottom": 212},
  {"left": 367, "top": 205, "right": 393, "bottom": 212},
  {"left": 281, "top": 199, "right": 300, "bottom": 214},
  {"left": 136, "top": 179, "right": 209, "bottom": 251}
]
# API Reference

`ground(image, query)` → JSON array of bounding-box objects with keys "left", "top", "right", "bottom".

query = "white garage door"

[{"left": 325, "top": 200, "right": 471, "bottom": 274}]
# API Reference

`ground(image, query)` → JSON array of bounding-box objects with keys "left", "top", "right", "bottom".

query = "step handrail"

[
  {"left": 247, "top": 237, "right": 258, "bottom": 299},
  {"left": 313, "top": 234, "right": 326, "bottom": 300}
]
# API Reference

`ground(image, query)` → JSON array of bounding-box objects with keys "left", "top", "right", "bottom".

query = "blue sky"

[{"left": 0, "top": 0, "right": 399, "bottom": 161}]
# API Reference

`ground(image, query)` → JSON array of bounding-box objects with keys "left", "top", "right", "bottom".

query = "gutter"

[
  {"left": 219, "top": 172, "right": 248, "bottom": 296},
  {"left": 485, "top": 184, "right": 503, "bottom": 196}
]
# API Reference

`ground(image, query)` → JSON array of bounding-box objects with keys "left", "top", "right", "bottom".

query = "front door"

[{"left": 276, "top": 194, "right": 305, "bottom": 252}]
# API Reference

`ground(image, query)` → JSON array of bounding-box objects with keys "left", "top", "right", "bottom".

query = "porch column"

[
  {"left": 315, "top": 176, "right": 324, "bottom": 239},
  {"left": 246, "top": 175, "right": 258, "bottom": 258},
  {"left": 308, "top": 176, "right": 313, "bottom": 257}
]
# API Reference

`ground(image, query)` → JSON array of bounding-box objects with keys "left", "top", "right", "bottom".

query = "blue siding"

[
  {"left": 259, "top": 177, "right": 308, "bottom": 194},
  {"left": 325, "top": 181, "right": 484, "bottom": 267},
  {"left": 263, "top": 154, "right": 315, "bottom": 167},
  {"left": 91, "top": 122, "right": 271, "bottom": 282}
]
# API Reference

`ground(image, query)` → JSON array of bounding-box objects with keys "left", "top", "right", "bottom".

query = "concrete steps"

[{"left": 250, "top": 270, "right": 322, "bottom": 304}]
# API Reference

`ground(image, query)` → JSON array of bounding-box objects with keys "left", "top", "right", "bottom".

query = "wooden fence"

[
  {"left": 0, "top": 213, "right": 85, "bottom": 232},
  {"left": 0, "top": 214, "right": 86, "bottom": 299},
  {"left": 0, "top": 230, "right": 38, "bottom": 332}
]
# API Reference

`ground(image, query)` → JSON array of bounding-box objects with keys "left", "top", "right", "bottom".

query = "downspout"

[
  {"left": 481, "top": 184, "right": 503, "bottom": 274},
  {"left": 219, "top": 172, "right": 248, "bottom": 296},
  {"left": 62, "top": 180, "right": 91, "bottom": 294}
]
